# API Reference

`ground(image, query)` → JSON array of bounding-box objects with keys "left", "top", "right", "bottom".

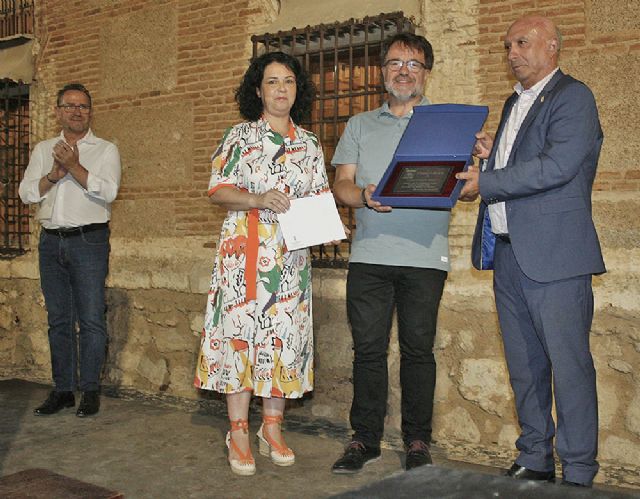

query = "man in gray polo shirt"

[{"left": 331, "top": 33, "right": 450, "bottom": 474}]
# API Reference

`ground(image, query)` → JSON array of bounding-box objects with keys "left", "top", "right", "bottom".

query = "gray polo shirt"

[{"left": 332, "top": 98, "right": 451, "bottom": 271}]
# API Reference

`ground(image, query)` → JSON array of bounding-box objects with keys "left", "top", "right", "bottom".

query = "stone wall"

[{"left": 1, "top": 0, "right": 638, "bottom": 489}]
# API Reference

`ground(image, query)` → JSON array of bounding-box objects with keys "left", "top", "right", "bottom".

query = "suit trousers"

[
  {"left": 493, "top": 238, "right": 598, "bottom": 486},
  {"left": 346, "top": 263, "right": 446, "bottom": 448},
  {"left": 38, "top": 227, "right": 110, "bottom": 392}
]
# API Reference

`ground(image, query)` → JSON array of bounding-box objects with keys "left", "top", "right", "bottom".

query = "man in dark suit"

[{"left": 457, "top": 16, "right": 605, "bottom": 487}]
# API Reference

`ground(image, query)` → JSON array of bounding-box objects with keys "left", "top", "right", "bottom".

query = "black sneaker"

[
  {"left": 331, "top": 441, "right": 381, "bottom": 474},
  {"left": 33, "top": 391, "right": 75, "bottom": 416},
  {"left": 405, "top": 440, "right": 432, "bottom": 470}
]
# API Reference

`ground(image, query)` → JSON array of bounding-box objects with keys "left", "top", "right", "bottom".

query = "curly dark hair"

[
  {"left": 235, "top": 51, "right": 315, "bottom": 124},
  {"left": 382, "top": 33, "right": 434, "bottom": 71}
]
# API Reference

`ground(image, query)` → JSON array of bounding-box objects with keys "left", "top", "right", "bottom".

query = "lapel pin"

[{"left": 541, "top": 96, "right": 545, "bottom": 103}]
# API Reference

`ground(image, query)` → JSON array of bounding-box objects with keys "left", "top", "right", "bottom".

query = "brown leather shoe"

[
  {"left": 33, "top": 391, "right": 75, "bottom": 416},
  {"left": 405, "top": 440, "right": 432, "bottom": 470}
]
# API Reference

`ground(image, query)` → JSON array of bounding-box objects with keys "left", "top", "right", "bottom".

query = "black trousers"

[{"left": 346, "top": 263, "right": 447, "bottom": 448}]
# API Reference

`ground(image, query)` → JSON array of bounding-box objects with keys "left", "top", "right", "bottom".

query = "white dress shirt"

[
  {"left": 19, "top": 129, "right": 121, "bottom": 229},
  {"left": 488, "top": 68, "right": 559, "bottom": 235}
]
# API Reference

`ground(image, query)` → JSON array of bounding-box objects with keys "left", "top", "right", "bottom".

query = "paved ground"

[{"left": 0, "top": 379, "right": 637, "bottom": 499}]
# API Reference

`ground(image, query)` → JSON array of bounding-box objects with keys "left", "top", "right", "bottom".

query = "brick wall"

[
  {"left": 477, "top": 0, "right": 640, "bottom": 192},
  {"left": 1, "top": 0, "right": 638, "bottom": 488},
  {"left": 33, "top": 0, "right": 263, "bottom": 240}
]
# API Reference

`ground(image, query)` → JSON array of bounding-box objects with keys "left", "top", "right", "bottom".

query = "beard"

[
  {"left": 384, "top": 80, "right": 420, "bottom": 102},
  {"left": 63, "top": 119, "right": 90, "bottom": 134}
]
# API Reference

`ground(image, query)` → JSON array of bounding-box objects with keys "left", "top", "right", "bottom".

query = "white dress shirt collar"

[
  {"left": 59, "top": 128, "right": 98, "bottom": 146},
  {"left": 514, "top": 67, "right": 560, "bottom": 97}
]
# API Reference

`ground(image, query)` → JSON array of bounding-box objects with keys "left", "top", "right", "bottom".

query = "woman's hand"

[{"left": 251, "top": 189, "right": 291, "bottom": 214}]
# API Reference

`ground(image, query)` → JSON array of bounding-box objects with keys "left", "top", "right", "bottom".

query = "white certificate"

[{"left": 277, "top": 192, "right": 347, "bottom": 250}]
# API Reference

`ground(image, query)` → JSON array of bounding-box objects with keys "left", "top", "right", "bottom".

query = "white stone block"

[
  {"left": 601, "top": 436, "right": 640, "bottom": 465},
  {"left": 625, "top": 390, "right": 640, "bottom": 437},
  {"left": 458, "top": 358, "right": 512, "bottom": 417},
  {"left": 136, "top": 356, "right": 168, "bottom": 386},
  {"left": 436, "top": 407, "right": 481, "bottom": 443}
]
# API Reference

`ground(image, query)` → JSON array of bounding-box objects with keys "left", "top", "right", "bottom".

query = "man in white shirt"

[{"left": 19, "top": 83, "right": 121, "bottom": 417}]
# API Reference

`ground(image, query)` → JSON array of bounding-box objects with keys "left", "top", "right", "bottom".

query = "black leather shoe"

[
  {"left": 34, "top": 391, "right": 75, "bottom": 415},
  {"left": 331, "top": 441, "right": 381, "bottom": 474},
  {"left": 405, "top": 440, "right": 432, "bottom": 470},
  {"left": 561, "top": 480, "right": 590, "bottom": 487},
  {"left": 505, "top": 463, "right": 555, "bottom": 482},
  {"left": 76, "top": 391, "right": 100, "bottom": 417}
]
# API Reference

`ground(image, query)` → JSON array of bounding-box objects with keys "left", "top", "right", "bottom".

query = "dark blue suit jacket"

[{"left": 471, "top": 70, "right": 606, "bottom": 283}]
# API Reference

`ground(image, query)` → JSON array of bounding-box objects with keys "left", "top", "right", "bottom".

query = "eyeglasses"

[
  {"left": 58, "top": 104, "right": 91, "bottom": 114},
  {"left": 382, "top": 59, "right": 427, "bottom": 72}
]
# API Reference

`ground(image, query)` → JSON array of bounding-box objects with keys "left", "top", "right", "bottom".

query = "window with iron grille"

[
  {"left": 0, "top": 79, "right": 30, "bottom": 257},
  {"left": 252, "top": 12, "right": 415, "bottom": 268},
  {"left": 0, "top": 0, "right": 34, "bottom": 38}
]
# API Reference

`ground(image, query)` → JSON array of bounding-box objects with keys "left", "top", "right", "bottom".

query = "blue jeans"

[
  {"left": 346, "top": 263, "right": 447, "bottom": 448},
  {"left": 38, "top": 226, "right": 110, "bottom": 392}
]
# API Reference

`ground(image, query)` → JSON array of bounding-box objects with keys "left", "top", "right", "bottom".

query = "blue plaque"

[{"left": 372, "top": 104, "right": 488, "bottom": 209}]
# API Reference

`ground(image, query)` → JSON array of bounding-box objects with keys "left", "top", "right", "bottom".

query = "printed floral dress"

[{"left": 194, "top": 118, "right": 329, "bottom": 398}]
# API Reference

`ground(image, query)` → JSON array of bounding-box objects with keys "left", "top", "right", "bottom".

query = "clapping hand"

[{"left": 52, "top": 140, "right": 80, "bottom": 171}]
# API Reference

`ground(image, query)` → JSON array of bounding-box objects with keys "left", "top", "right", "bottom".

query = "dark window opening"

[
  {"left": 0, "top": 79, "right": 30, "bottom": 257},
  {"left": 253, "top": 12, "right": 415, "bottom": 268}
]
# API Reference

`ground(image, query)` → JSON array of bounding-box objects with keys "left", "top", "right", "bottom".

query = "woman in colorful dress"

[{"left": 194, "top": 51, "right": 329, "bottom": 476}]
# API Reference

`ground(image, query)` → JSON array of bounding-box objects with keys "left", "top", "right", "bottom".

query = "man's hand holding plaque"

[
  {"left": 457, "top": 165, "right": 479, "bottom": 202},
  {"left": 363, "top": 184, "right": 393, "bottom": 212},
  {"left": 457, "top": 131, "right": 494, "bottom": 202},
  {"left": 371, "top": 104, "right": 489, "bottom": 209}
]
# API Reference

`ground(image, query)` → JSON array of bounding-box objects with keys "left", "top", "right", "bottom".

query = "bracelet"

[
  {"left": 46, "top": 173, "right": 58, "bottom": 184},
  {"left": 360, "top": 188, "right": 370, "bottom": 208}
]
